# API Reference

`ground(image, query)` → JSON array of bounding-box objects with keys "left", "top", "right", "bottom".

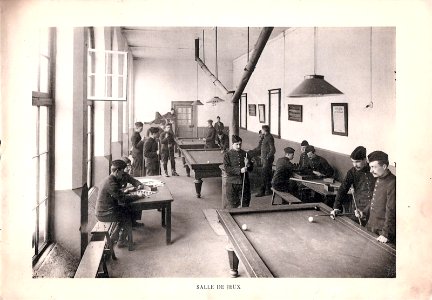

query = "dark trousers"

[
  {"left": 161, "top": 146, "right": 176, "bottom": 172},
  {"left": 259, "top": 157, "right": 274, "bottom": 194},
  {"left": 96, "top": 206, "right": 133, "bottom": 241},
  {"left": 146, "top": 160, "right": 160, "bottom": 176},
  {"left": 132, "top": 155, "right": 145, "bottom": 177},
  {"left": 226, "top": 180, "right": 251, "bottom": 208}
]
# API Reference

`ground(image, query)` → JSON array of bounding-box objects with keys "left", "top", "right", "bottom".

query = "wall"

[
  {"left": 233, "top": 27, "right": 396, "bottom": 166},
  {"left": 133, "top": 57, "right": 233, "bottom": 128}
]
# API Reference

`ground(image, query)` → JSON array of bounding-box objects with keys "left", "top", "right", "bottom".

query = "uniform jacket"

[
  {"left": 364, "top": 171, "right": 396, "bottom": 241},
  {"left": 144, "top": 137, "right": 159, "bottom": 166},
  {"left": 298, "top": 152, "right": 310, "bottom": 170},
  {"left": 214, "top": 121, "right": 224, "bottom": 132},
  {"left": 260, "top": 133, "right": 275, "bottom": 161},
  {"left": 308, "top": 155, "right": 334, "bottom": 177},
  {"left": 160, "top": 131, "right": 176, "bottom": 151},
  {"left": 131, "top": 131, "right": 144, "bottom": 158},
  {"left": 120, "top": 173, "right": 143, "bottom": 189},
  {"left": 95, "top": 174, "right": 139, "bottom": 217},
  {"left": 334, "top": 165, "right": 376, "bottom": 212},
  {"left": 272, "top": 157, "right": 296, "bottom": 192},
  {"left": 215, "top": 133, "right": 229, "bottom": 152},
  {"left": 224, "top": 149, "right": 253, "bottom": 184},
  {"left": 205, "top": 126, "right": 217, "bottom": 147}
]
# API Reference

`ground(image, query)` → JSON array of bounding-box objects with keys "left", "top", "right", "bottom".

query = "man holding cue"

[
  {"left": 331, "top": 146, "right": 376, "bottom": 225},
  {"left": 223, "top": 135, "right": 253, "bottom": 208}
]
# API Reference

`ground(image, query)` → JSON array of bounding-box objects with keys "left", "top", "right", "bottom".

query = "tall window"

[
  {"left": 239, "top": 93, "right": 247, "bottom": 130},
  {"left": 32, "top": 28, "right": 55, "bottom": 263},
  {"left": 86, "top": 28, "right": 95, "bottom": 188},
  {"left": 268, "top": 88, "right": 281, "bottom": 138}
]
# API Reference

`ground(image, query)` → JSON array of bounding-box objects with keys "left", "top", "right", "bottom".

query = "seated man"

[
  {"left": 214, "top": 116, "right": 224, "bottom": 133},
  {"left": 215, "top": 129, "right": 229, "bottom": 153},
  {"left": 272, "top": 147, "right": 297, "bottom": 194},
  {"left": 304, "top": 145, "right": 334, "bottom": 178},
  {"left": 361, "top": 151, "right": 396, "bottom": 243},
  {"left": 298, "top": 140, "right": 310, "bottom": 171},
  {"left": 120, "top": 156, "right": 145, "bottom": 228},
  {"left": 95, "top": 160, "right": 143, "bottom": 249},
  {"left": 203, "top": 119, "right": 217, "bottom": 148}
]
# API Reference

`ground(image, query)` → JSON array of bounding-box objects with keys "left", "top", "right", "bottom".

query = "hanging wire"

[
  {"left": 202, "top": 29, "right": 205, "bottom": 64},
  {"left": 370, "top": 27, "right": 373, "bottom": 102},
  {"left": 215, "top": 27, "right": 218, "bottom": 79},
  {"left": 247, "top": 27, "right": 250, "bottom": 62},
  {"left": 313, "top": 27, "right": 317, "bottom": 75}
]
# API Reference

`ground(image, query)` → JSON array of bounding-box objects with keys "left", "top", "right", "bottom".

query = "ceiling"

[{"left": 121, "top": 27, "right": 289, "bottom": 61}]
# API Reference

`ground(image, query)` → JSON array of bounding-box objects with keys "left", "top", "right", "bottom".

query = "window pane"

[
  {"left": 105, "top": 75, "right": 112, "bottom": 97},
  {"left": 118, "top": 77, "right": 123, "bottom": 98},
  {"left": 39, "top": 153, "right": 48, "bottom": 201},
  {"left": 32, "top": 107, "right": 38, "bottom": 156},
  {"left": 88, "top": 51, "right": 96, "bottom": 74},
  {"left": 33, "top": 157, "right": 39, "bottom": 208},
  {"left": 32, "top": 207, "right": 37, "bottom": 253},
  {"left": 39, "top": 56, "right": 50, "bottom": 94},
  {"left": 33, "top": 54, "right": 39, "bottom": 92},
  {"left": 88, "top": 75, "right": 95, "bottom": 98},
  {"left": 39, "top": 106, "right": 48, "bottom": 153},
  {"left": 38, "top": 200, "right": 47, "bottom": 250}
]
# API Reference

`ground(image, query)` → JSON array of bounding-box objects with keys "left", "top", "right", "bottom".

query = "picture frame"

[
  {"left": 331, "top": 103, "right": 348, "bottom": 136},
  {"left": 288, "top": 104, "right": 303, "bottom": 122},
  {"left": 248, "top": 104, "right": 257, "bottom": 116},
  {"left": 258, "top": 104, "right": 266, "bottom": 123}
]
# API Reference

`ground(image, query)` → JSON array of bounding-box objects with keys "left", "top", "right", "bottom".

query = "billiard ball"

[
  {"left": 314, "top": 206, "right": 319, "bottom": 211},
  {"left": 242, "top": 224, "right": 248, "bottom": 231},
  {"left": 207, "top": 161, "right": 210, "bottom": 163},
  {"left": 308, "top": 217, "right": 314, "bottom": 223}
]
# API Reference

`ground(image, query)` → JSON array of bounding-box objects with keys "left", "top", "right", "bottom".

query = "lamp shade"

[
  {"left": 289, "top": 75, "right": 343, "bottom": 97},
  {"left": 192, "top": 100, "right": 204, "bottom": 105},
  {"left": 206, "top": 96, "right": 225, "bottom": 104}
]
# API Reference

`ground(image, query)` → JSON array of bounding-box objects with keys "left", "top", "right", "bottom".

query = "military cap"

[
  {"left": 305, "top": 145, "right": 315, "bottom": 153},
  {"left": 232, "top": 135, "right": 242, "bottom": 143},
  {"left": 207, "top": 119, "right": 213, "bottom": 123},
  {"left": 301, "top": 140, "right": 309, "bottom": 146},
  {"left": 350, "top": 146, "right": 366, "bottom": 160},
  {"left": 368, "top": 151, "right": 389, "bottom": 163},
  {"left": 284, "top": 147, "right": 295, "bottom": 154},
  {"left": 112, "top": 159, "right": 127, "bottom": 170},
  {"left": 121, "top": 156, "right": 131, "bottom": 164}
]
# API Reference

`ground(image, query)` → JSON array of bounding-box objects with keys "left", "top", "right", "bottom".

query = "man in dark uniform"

[
  {"left": 215, "top": 129, "right": 229, "bottom": 153},
  {"left": 144, "top": 127, "right": 160, "bottom": 176},
  {"left": 214, "top": 116, "right": 224, "bottom": 133},
  {"left": 120, "top": 156, "right": 145, "bottom": 227},
  {"left": 298, "top": 140, "right": 310, "bottom": 170},
  {"left": 305, "top": 145, "right": 334, "bottom": 177},
  {"left": 131, "top": 122, "right": 145, "bottom": 177},
  {"left": 247, "top": 130, "right": 264, "bottom": 167},
  {"left": 330, "top": 146, "right": 376, "bottom": 225},
  {"left": 95, "top": 160, "right": 142, "bottom": 248},
  {"left": 361, "top": 151, "right": 396, "bottom": 243},
  {"left": 203, "top": 119, "right": 216, "bottom": 148},
  {"left": 272, "top": 147, "right": 297, "bottom": 193},
  {"left": 160, "top": 123, "right": 179, "bottom": 177},
  {"left": 223, "top": 135, "right": 253, "bottom": 208},
  {"left": 256, "top": 125, "right": 275, "bottom": 197}
]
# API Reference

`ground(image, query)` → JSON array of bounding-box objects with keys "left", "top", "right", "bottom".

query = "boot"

[{"left": 172, "top": 170, "right": 179, "bottom": 176}]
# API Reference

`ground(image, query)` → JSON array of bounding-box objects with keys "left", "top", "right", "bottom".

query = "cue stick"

[
  {"left": 290, "top": 177, "right": 335, "bottom": 187},
  {"left": 157, "top": 138, "right": 161, "bottom": 175},
  {"left": 240, "top": 153, "right": 248, "bottom": 208},
  {"left": 350, "top": 187, "right": 363, "bottom": 226}
]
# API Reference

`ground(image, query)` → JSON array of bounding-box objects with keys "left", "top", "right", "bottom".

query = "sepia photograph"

[{"left": 2, "top": 0, "right": 432, "bottom": 300}]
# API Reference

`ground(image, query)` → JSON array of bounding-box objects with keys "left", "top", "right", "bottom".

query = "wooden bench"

[
  {"left": 74, "top": 240, "right": 109, "bottom": 278},
  {"left": 91, "top": 221, "right": 119, "bottom": 259},
  {"left": 271, "top": 187, "right": 302, "bottom": 205}
]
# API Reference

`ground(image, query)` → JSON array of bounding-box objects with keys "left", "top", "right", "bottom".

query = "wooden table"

[
  {"left": 178, "top": 148, "right": 224, "bottom": 198},
  {"left": 175, "top": 137, "right": 206, "bottom": 157},
  {"left": 129, "top": 177, "right": 174, "bottom": 244},
  {"left": 217, "top": 203, "right": 396, "bottom": 278}
]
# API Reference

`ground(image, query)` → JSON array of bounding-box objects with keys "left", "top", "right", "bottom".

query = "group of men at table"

[{"left": 223, "top": 125, "right": 396, "bottom": 244}]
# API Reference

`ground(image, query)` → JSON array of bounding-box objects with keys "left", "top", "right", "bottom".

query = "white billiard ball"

[
  {"left": 242, "top": 224, "right": 248, "bottom": 231},
  {"left": 308, "top": 217, "right": 314, "bottom": 223}
]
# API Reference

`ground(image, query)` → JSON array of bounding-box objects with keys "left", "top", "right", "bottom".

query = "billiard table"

[
  {"left": 217, "top": 203, "right": 396, "bottom": 278},
  {"left": 178, "top": 148, "right": 224, "bottom": 198},
  {"left": 175, "top": 137, "right": 206, "bottom": 156}
]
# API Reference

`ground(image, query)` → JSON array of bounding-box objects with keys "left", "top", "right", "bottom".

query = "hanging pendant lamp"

[
  {"left": 207, "top": 27, "right": 224, "bottom": 106},
  {"left": 289, "top": 28, "right": 343, "bottom": 98}
]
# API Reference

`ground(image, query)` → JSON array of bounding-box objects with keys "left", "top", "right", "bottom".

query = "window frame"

[{"left": 268, "top": 88, "right": 281, "bottom": 139}]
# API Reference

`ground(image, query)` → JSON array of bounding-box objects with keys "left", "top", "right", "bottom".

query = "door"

[{"left": 172, "top": 101, "right": 195, "bottom": 138}]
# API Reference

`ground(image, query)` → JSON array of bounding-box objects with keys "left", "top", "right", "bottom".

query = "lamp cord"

[
  {"left": 313, "top": 27, "right": 317, "bottom": 75},
  {"left": 370, "top": 27, "right": 373, "bottom": 102}
]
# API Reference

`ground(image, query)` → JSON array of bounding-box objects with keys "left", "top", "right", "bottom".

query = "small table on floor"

[{"left": 130, "top": 177, "right": 174, "bottom": 244}]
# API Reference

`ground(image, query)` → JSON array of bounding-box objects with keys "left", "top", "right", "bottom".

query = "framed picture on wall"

[
  {"left": 331, "top": 103, "right": 348, "bottom": 136},
  {"left": 288, "top": 104, "right": 303, "bottom": 122},
  {"left": 258, "top": 104, "right": 266, "bottom": 123},
  {"left": 248, "top": 104, "right": 257, "bottom": 116}
]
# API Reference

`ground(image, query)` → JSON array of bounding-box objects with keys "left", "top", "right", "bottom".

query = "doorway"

[{"left": 172, "top": 101, "right": 196, "bottom": 138}]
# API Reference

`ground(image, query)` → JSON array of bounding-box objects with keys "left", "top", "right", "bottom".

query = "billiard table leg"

[
  {"left": 194, "top": 179, "right": 203, "bottom": 198},
  {"left": 225, "top": 244, "right": 239, "bottom": 278}
]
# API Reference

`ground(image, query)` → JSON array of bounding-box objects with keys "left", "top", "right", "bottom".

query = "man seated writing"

[
  {"left": 304, "top": 145, "right": 334, "bottom": 178},
  {"left": 271, "top": 147, "right": 297, "bottom": 194}
]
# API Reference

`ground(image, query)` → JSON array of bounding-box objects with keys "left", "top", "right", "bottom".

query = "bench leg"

[
  {"left": 105, "top": 233, "right": 117, "bottom": 260},
  {"left": 128, "top": 227, "right": 134, "bottom": 251},
  {"left": 225, "top": 244, "right": 239, "bottom": 278},
  {"left": 271, "top": 191, "right": 276, "bottom": 205}
]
